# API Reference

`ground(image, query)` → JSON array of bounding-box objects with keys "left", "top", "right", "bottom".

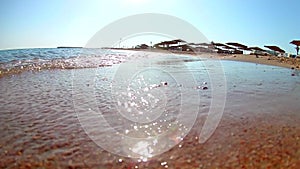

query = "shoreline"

[
  {"left": 0, "top": 48, "right": 299, "bottom": 79},
  {"left": 115, "top": 48, "right": 300, "bottom": 70}
]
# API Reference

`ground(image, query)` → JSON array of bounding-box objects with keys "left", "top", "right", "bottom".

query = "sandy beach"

[
  {"left": 217, "top": 53, "right": 300, "bottom": 70},
  {"left": 122, "top": 48, "right": 300, "bottom": 70}
]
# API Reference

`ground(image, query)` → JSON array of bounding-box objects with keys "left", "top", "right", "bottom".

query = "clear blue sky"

[{"left": 1, "top": 0, "right": 299, "bottom": 53}]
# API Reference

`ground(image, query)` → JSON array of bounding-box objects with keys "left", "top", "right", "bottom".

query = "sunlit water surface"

[{"left": 0, "top": 50, "right": 300, "bottom": 168}]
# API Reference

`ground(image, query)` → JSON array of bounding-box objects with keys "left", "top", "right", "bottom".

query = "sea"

[{"left": 0, "top": 48, "right": 299, "bottom": 168}]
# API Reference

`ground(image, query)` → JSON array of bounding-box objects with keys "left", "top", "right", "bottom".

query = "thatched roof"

[
  {"left": 264, "top": 45, "right": 285, "bottom": 53},
  {"left": 290, "top": 40, "right": 300, "bottom": 46}
]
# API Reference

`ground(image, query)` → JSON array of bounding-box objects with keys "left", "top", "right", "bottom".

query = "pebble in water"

[
  {"left": 202, "top": 86, "right": 208, "bottom": 90},
  {"left": 196, "top": 86, "right": 208, "bottom": 90},
  {"left": 160, "top": 81, "right": 168, "bottom": 86},
  {"left": 161, "top": 161, "right": 167, "bottom": 166}
]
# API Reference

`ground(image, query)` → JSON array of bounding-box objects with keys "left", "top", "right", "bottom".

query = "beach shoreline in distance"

[
  {"left": 216, "top": 53, "right": 300, "bottom": 70},
  {"left": 0, "top": 48, "right": 299, "bottom": 79},
  {"left": 114, "top": 48, "right": 300, "bottom": 70}
]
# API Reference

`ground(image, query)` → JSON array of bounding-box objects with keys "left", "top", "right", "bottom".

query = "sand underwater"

[{"left": 0, "top": 49, "right": 300, "bottom": 168}]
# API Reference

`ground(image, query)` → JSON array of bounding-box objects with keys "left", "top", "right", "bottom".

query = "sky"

[{"left": 0, "top": 0, "right": 300, "bottom": 53}]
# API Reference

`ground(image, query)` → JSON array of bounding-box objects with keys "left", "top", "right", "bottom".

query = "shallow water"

[
  {"left": 0, "top": 51, "right": 300, "bottom": 168},
  {"left": 0, "top": 48, "right": 142, "bottom": 77},
  {"left": 0, "top": 48, "right": 126, "bottom": 63}
]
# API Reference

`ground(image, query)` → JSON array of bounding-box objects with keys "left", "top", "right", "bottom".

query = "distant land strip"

[{"left": 57, "top": 46, "right": 82, "bottom": 48}]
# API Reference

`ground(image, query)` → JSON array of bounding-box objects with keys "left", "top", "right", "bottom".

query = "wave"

[{"left": 0, "top": 49, "right": 152, "bottom": 78}]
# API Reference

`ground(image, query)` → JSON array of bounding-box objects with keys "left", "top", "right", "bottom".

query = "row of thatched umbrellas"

[
  {"left": 153, "top": 39, "right": 300, "bottom": 55},
  {"left": 223, "top": 40, "right": 300, "bottom": 55},
  {"left": 214, "top": 42, "right": 287, "bottom": 54}
]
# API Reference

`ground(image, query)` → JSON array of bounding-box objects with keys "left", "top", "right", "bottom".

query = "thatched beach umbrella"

[
  {"left": 196, "top": 42, "right": 213, "bottom": 46},
  {"left": 290, "top": 40, "right": 300, "bottom": 55},
  {"left": 226, "top": 42, "right": 248, "bottom": 50},
  {"left": 153, "top": 42, "right": 164, "bottom": 48},
  {"left": 212, "top": 43, "right": 233, "bottom": 53},
  {"left": 248, "top": 47, "right": 265, "bottom": 57},
  {"left": 213, "top": 42, "right": 227, "bottom": 47},
  {"left": 173, "top": 39, "right": 186, "bottom": 43},
  {"left": 248, "top": 47, "right": 265, "bottom": 51},
  {"left": 154, "top": 39, "right": 187, "bottom": 50},
  {"left": 290, "top": 40, "right": 300, "bottom": 46},
  {"left": 264, "top": 45, "right": 285, "bottom": 54},
  {"left": 156, "top": 40, "right": 177, "bottom": 49},
  {"left": 177, "top": 44, "right": 193, "bottom": 51},
  {"left": 163, "top": 40, "right": 178, "bottom": 45},
  {"left": 223, "top": 45, "right": 236, "bottom": 50}
]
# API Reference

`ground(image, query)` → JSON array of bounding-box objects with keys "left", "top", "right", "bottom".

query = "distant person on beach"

[{"left": 296, "top": 46, "right": 299, "bottom": 55}]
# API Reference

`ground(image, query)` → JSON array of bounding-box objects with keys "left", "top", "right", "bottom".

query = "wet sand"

[{"left": 0, "top": 53, "right": 300, "bottom": 168}]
